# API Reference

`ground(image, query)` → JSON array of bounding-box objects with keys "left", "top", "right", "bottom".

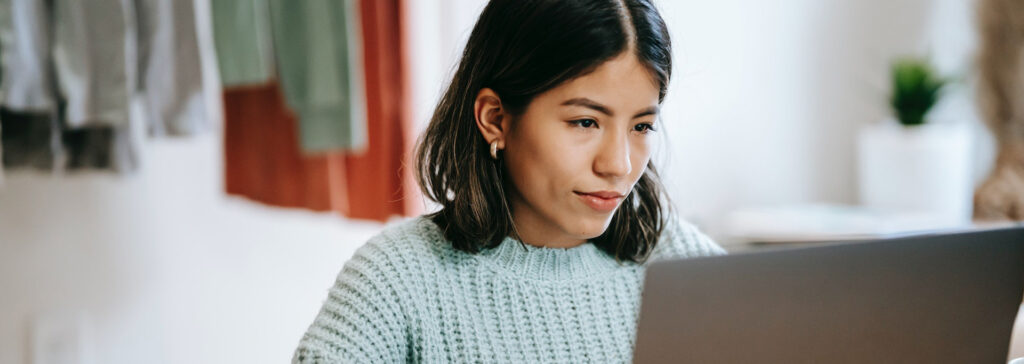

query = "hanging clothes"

[
  {"left": 51, "top": 0, "right": 132, "bottom": 129},
  {"left": 269, "top": 0, "right": 366, "bottom": 153},
  {"left": 0, "top": 0, "right": 137, "bottom": 173},
  {"left": 0, "top": 0, "right": 61, "bottom": 172},
  {"left": 0, "top": 0, "right": 210, "bottom": 174},
  {"left": 0, "top": 112, "right": 136, "bottom": 172},
  {"left": 222, "top": 82, "right": 344, "bottom": 211},
  {"left": 50, "top": 0, "right": 136, "bottom": 173},
  {"left": 221, "top": 80, "right": 415, "bottom": 222},
  {"left": 0, "top": 34, "right": 4, "bottom": 186},
  {"left": 214, "top": 0, "right": 345, "bottom": 213},
  {"left": 0, "top": 108, "right": 56, "bottom": 170},
  {"left": 0, "top": 0, "right": 55, "bottom": 112},
  {"left": 343, "top": 0, "right": 420, "bottom": 220},
  {"left": 134, "top": 0, "right": 207, "bottom": 137},
  {"left": 59, "top": 123, "right": 136, "bottom": 171},
  {"left": 216, "top": 0, "right": 419, "bottom": 222},
  {"left": 210, "top": 0, "right": 275, "bottom": 87}
]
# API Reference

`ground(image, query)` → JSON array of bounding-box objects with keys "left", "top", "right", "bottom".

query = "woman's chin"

[{"left": 567, "top": 216, "right": 614, "bottom": 240}]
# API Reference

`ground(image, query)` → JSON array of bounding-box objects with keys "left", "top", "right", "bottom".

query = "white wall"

[
  {"left": 0, "top": 1, "right": 1017, "bottom": 363},
  {"left": 0, "top": 136, "right": 385, "bottom": 364},
  {"left": 656, "top": 0, "right": 993, "bottom": 236}
]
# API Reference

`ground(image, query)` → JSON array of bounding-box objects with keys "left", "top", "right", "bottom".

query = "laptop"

[{"left": 634, "top": 226, "right": 1024, "bottom": 364}]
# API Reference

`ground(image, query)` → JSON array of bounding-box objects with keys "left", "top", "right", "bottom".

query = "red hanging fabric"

[
  {"left": 222, "top": 82, "right": 338, "bottom": 212},
  {"left": 341, "top": 0, "right": 420, "bottom": 221},
  {"left": 221, "top": 0, "right": 420, "bottom": 222}
]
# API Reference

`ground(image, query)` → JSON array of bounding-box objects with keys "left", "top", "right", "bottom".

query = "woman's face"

[{"left": 501, "top": 53, "right": 661, "bottom": 247}]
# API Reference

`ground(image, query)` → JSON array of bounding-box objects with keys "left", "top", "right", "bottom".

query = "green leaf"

[{"left": 889, "top": 57, "right": 947, "bottom": 126}]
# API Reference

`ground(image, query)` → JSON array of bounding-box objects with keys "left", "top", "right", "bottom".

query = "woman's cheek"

[{"left": 627, "top": 145, "right": 650, "bottom": 181}]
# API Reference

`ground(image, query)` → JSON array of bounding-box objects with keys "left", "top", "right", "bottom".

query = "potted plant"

[{"left": 856, "top": 57, "right": 974, "bottom": 227}]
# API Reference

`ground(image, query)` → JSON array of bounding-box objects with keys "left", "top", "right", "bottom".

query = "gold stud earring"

[{"left": 490, "top": 140, "right": 500, "bottom": 160}]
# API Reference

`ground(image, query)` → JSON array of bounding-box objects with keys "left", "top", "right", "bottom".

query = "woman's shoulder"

[
  {"left": 353, "top": 215, "right": 446, "bottom": 262},
  {"left": 295, "top": 217, "right": 439, "bottom": 362},
  {"left": 363, "top": 215, "right": 443, "bottom": 249},
  {"left": 317, "top": 216, "right": 446, "bottom": 315},
  {"left": 648, "top": 215, "right": 728, "bottom": 262},
  {"left": 346, "top": 215, "right": 460, "bottom": 276}
]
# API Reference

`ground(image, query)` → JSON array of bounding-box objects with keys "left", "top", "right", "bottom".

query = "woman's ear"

[{"left": 474, "top": 88, "right": 508, "bottom": 149}]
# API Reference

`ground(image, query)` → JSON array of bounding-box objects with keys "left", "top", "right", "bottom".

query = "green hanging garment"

[
  {"left": 269, "top": 0, "right": 366, "bottom": 153},
  {"left": 210, "top": 0, "right": 275, "bottom": 87}
]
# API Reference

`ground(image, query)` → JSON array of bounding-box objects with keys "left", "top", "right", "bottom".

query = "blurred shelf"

[{"left": 721, "top": 203, "right": 1021, "bottom": 251}]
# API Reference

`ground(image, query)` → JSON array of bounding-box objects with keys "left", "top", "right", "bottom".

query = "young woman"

[{"left": 293, "top": 0, "right": 726, "bottom": 362}]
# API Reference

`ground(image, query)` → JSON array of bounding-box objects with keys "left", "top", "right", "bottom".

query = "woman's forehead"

[{"left": 538, "top": 56, "right": 660, "bottom": 113}]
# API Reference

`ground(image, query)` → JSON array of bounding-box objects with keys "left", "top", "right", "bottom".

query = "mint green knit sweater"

[{"left": 292, "top": 215, "right": 726, "bottom": 363}]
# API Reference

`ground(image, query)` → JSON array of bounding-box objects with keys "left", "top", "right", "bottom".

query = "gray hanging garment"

[
  {"left": 50, "top": 0, "right": 136, "bottom": 172},
  {"left": 0, "top": 107, "right": 56, "bottom": 170},
  {"left": 0, "top": 0, "right": 139, "bottom": 173},
  {"left": 0, "top": 0, "right": 58, "bottom": 171},
  {"left": 51, "top": 0, "right": 132, "bottom": 129},
  {"left": 135, "top": 0, "right": 207, "bottom": 137},
  {"left": 0, "top": 0, "right": 55, "bottom": 111}
]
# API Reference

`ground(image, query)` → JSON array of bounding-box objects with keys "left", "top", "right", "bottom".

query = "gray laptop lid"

[{"left": 634, "top": 226, "right": 1024, "bottom": 364}]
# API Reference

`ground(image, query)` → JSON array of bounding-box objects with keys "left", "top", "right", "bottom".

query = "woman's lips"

[{"left": 574, "top": 191, "right": 623, "bottom": 212}]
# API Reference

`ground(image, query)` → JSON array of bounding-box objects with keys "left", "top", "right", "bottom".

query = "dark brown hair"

[{"left": 414, "top": 0, "right": 673, "bottom": 263}]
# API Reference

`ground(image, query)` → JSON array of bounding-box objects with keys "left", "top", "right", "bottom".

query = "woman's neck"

[{"left": 509, "top": 203, "right": 587, "bottom": 249}]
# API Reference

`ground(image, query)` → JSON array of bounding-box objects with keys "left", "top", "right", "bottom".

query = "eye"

[
  {"left": 634, "top": 122, "right": 657, "bottom": 134},
  {"left": 570, "top": 119, "right": 598, "bottom": 128}
]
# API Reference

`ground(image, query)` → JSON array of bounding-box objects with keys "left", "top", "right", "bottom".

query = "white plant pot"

[{"left": 856, "top": 119, "right": 973, "bottom": 227}]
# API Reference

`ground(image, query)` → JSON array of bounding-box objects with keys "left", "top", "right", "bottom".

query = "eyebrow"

[{"left": 560, "top": 97, "right": 659, "bottom": 118}]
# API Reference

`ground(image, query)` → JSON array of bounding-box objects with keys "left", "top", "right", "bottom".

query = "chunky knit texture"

[{"left": 293, "top": 215, "right": 727, "bottom": 363}]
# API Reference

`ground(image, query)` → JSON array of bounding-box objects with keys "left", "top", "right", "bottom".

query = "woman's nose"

[{"left": 593, "top": 131, "right": 631, "bottom": 178}]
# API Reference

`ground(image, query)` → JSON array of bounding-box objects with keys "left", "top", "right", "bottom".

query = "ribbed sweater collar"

[{"left": 476, "top": 235, "right": 626, "bottom": 281}]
